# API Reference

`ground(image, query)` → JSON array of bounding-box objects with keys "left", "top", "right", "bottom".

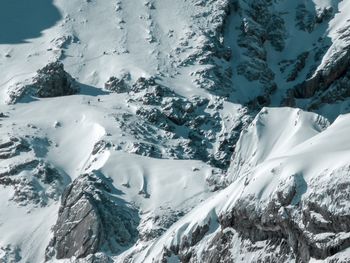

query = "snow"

[
  {"left": 228, "top": 107, "right": 329, "bottom": 181},
  {"left": 0, "top": 187, "right": 59, "bottom": 263},
  {"left": 130, "top": 107, "right": 350, "bottom": 262},
  {"left": 0, "top": 91, "right": 215, "bottom": 262},
  {"left": 101, "top": 151, "right": 213, "bottom": 212},
  {"left": 1, "top": 0, "right": 350, "bottom": 262},
  {"left": 0, "top": 0, "right": 212, "bottom": 103}
]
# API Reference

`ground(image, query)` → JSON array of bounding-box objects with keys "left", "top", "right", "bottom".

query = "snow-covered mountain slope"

[
  {"left": 227, "top": 107, "right": 330, "bottom": 182},
  {"left": 1, "top": 0, "right": 350, "bottom": 263},
  {"left": 133, "top": 108, "right": 350, "bottom": 263},
  {"left": 0, "top": 0, "right": 230, "bottom": 102},
  {"left": 223, "top": 0, "right": 350, "bottom": 116},
  {"left": 2, "top": 0, "right": 350, "bottom": 114}
]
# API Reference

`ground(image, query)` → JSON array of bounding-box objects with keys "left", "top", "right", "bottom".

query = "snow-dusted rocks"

[
  {"left": 46, "top": 172, "right": 139, "bottom": 260},
  {"left": 236, "top": 0, "right": 285, "bottom": 94},
  {"left": 292, "top": 36, "right": 350, "bottom": 110},
  {"left": 0, "top": 136, "right": 30, "bottom": 160},
  {"left": 2, "top": 0, "right": 350, "bottom": 262},
  {"left": 0, "top": 135, "right": 66, "bottom": 206},
  {"left": 104, "top": 76, "right": 129, "bottom": 93},
  {"left": 136, "top": 107, "right": 350, "bottom": 263},
  {"left": 0, "top": 245, "right": 22, "bottom": 263},
  {"left": 7, "top": 62, "right": 79, "bottom": 104}
]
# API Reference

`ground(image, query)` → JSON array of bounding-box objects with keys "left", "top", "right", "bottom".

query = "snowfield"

[{"left": 1, "top": 0, "right": 350, "bottom": 262}]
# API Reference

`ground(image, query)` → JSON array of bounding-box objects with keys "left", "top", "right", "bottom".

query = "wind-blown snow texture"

[{"left": 1, "top": 0, "right": 350, "bottom": 262}]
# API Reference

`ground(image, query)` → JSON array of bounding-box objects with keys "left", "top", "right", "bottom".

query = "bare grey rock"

[{"left": 46, "top": 171, "right": 139, "bottom": 260}]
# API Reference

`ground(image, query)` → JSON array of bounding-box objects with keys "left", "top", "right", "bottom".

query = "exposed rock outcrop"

[
  {"left": 108, "top": 75, "right": 249, "bottom": 170},
  {"left": 216, "top": 166, "right": 350, "bottom": 262},
  {"left": 104, "top": 76, "right": 129, "bottom": 93},
  {"left": 8, "top": 62, "right": 79, "bottom": 103},
  {"left": 159, "top": 165, "right": 350, "bottom": 263},
  {"left": 46, "top": 172, "right": 139, "bottom": 260},
  {"left": 235, "top": 0, "right": 286, "bottom": 105},
  {"left": 286, "top": 21, "right": 350, "bottom": 111}
]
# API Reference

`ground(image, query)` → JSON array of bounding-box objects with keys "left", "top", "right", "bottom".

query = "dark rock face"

[
  {"left": 284, "top": 23, "right": 350, "bottom": 111},
  {"left": 0, "top": 136, "right": 30, "bottom": 159},
  {"left": 73, "top": 253, "right": 114, "bottom": 263},
  {"left": 46, "top": 172, "right": 139, "bottom": 260},
  {"left": 131, "top": 76, "right": 158, "bottom": 93},
  {"left": 190, "top": 229, "right": 294, "bottom": 263},
  {"left": 296, "top": 4, "right": 334, "bottom": 33},
  {"left": 215, "top": 168, "right": 350, "bottom": 262},
  {"left": 290, "top": 49, "right": 350, "bottom": 110},
  {"left": 33, "top": 62, "right": 79, "bottom": 98},
  {"left": 235, "top": 0, "right": 286, "bottom": 104},
  {"left": 285, "top": 52, "right": 310, "bottom": 82},
  {"left": 8, "top": 62, "right": 79, "bottom": 103},
  {"left": 104, "top": 76, "right": 129, "bottom": 93}
]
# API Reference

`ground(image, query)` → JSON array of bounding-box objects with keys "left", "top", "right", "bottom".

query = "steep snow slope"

[
  {"left": 227, "top": 107, "right": 329, "bottom": 181},
  {"left": 1, "top": 0, "right": 350, "bottom": 263},
  {"left": 134, "top": 108, "right": 350, "bottom": 262},
  {"left": 0, "top": 94, "right": 215, "bottom": 262}
]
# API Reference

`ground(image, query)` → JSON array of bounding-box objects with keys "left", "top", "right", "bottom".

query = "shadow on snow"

[{"left": 0, "top": 0, "right": 61, "bottom": 44}]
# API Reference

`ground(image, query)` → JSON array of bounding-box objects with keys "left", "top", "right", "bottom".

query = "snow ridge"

[{"left": 1, "top": 0, "right": 350, "bottom": 263}]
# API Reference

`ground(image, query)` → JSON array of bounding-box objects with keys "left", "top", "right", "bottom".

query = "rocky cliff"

[{"left": 0, "top": 0, "right": 350, "bottom": 263}]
